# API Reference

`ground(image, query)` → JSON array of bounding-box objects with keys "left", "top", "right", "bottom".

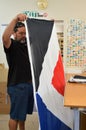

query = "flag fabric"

[{"left": 25, "top": 18, "right": 74, "bottom": 130}]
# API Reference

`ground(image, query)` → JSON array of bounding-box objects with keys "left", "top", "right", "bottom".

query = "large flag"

[{"left": 25, "top": 18, "right": 74, "bottom": 130}]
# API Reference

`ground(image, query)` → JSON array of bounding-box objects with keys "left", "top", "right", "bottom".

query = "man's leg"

[
  {"left": 9, "top": 119, "right": 18, "bottom": 130},
  {"left": 19, "top": 121, "right": 25, "bottom": 130}
]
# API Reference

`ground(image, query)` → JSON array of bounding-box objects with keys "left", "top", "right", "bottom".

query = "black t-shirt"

[{"left": 4, "top": 39, "right": 32, "bottom": 87}]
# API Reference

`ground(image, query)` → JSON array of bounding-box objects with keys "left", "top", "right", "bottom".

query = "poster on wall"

[
  {"left": 66, "top": 19, "right": 86, "bottom": 72},
  {"left": 23, "top": 11, "right": 48, "bottom": 18}
]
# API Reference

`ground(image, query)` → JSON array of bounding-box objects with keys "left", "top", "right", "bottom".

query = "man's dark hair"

[{"left": 14, "top": 22, "right": 25, "bottom": 32}]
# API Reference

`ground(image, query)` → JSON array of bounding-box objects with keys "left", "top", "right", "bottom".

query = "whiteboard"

[{"left": 0, "top": 24, "right": 8, "bottom": 43}]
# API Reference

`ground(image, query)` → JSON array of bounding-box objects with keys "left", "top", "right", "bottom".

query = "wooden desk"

[
  {"left": 64, "top": 73, "right": 86, "bottom": 130},
  {"left": 64, "top": 82, "right": 86, "bottom": 108}
]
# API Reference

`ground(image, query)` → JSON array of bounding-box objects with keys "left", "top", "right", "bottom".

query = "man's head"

[{"left": 13, "top": 22, "right": 26, "bottom": 43}]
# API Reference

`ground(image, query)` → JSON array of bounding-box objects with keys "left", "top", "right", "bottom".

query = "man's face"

[{"left": 14, "top": 26, "right": 26, "bottom": 43}]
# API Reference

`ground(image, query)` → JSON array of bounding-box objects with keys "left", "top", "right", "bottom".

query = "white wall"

[
  {"left": 1, "top": 0, "right": 86, "bottom": 26},
  {"left": 0, "top": 0, "right": 86, "bottom": 68}
]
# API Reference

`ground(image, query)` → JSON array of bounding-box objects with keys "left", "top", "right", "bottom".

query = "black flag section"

[{"left": 26, "top": 18, "right": 54, "bottom": 91}]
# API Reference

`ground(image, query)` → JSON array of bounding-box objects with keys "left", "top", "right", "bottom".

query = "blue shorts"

[{"left": 7, "top": 83, "right": 34, "bottom": 121}]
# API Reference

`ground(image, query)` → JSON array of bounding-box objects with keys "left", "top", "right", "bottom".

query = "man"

[{"left": 2, "top": 13, "right": 34, "bottom": 130}]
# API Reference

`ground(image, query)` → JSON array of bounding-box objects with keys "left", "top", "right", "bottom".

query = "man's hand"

[{"left": 15, "top": 13, "right": 27, "bottom": 22}]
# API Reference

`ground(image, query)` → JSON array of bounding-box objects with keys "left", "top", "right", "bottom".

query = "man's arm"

[{"left": 2, "top": 13, "right": 27, "bottom": 48}]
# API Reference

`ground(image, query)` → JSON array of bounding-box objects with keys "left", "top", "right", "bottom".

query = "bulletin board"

[{"left": 64, "top": 19, "right": 86, "bottom": 73}]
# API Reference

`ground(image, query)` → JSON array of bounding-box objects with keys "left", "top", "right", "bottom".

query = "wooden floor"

[{"left": 0, "top": 112, "right": 39, "bottom": 130}]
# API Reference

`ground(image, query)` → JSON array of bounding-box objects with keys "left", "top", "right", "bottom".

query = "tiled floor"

[{"left": 0, "top": 112, "right": 39, "bottom": 130}]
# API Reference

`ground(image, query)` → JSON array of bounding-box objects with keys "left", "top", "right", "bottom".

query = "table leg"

[{"left": 73, "top": 109, "right": 80, "bottom": 130}]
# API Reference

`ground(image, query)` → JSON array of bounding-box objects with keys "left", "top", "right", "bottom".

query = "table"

[{"left": 64, "top": 73, "right": 86, "bottom": 130}]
